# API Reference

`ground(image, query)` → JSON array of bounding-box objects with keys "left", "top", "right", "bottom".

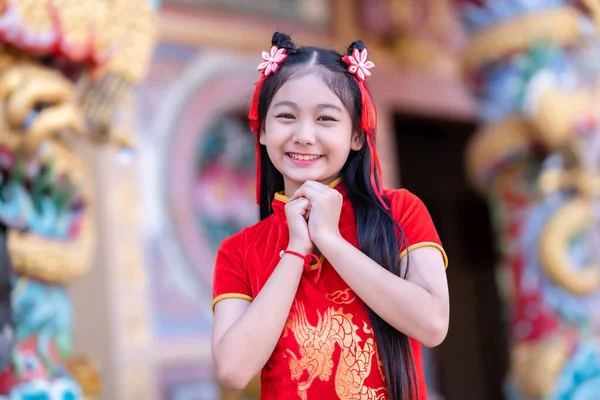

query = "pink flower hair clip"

[
  {"left": 258, "top": 45, "right": 287, "bottom": 77},
  {"left": 342, "top": 48, "right": 374, "bottom": 81}
]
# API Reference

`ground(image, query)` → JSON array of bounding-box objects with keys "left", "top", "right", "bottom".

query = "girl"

[{"left": 211, "top": 32, "right": 449, "bottom": 400}]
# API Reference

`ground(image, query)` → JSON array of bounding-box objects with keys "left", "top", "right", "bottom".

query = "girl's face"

[{"left": 260, "top": 73, "right": 363, "bottom": 197}]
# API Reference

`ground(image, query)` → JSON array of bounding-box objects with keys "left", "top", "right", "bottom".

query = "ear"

[
  {"left": 259, "top": 130, "right": 266, "bottom": 145},
  {"left": 351, "top": 131, "right": 364, "bottom": 151}
]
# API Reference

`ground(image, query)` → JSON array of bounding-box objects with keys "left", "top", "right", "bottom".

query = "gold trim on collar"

[{"left": 274, "top": 177, "right": 343, "bottom": 204}]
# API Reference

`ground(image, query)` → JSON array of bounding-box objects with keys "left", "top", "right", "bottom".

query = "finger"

[
  {"left": 307, "top": 180, "right": 343, "bottom": 203},
  {"left": 289, "top": 194, "right": 306, "bottom": 203},
  {"left": 304, "top": 200, "right": 312, "bottom": 219},
  {"left": 304, "top": 180, "right": 330, "bottom": 192},
  {"left": 290, "top": 180, "right": 323, "bottom": 200},
  {"left": 288, "top": 196, "right": 308, "bottom": 208},
  {"left": 289, "top": 186, "right": 307, "bottom": 201},
  {"left": 289, "top": 197, "right": 309, "bottom": 206},
  {"left": 291, "top": 185, "right": 321, "bottom": 202},
  {"left": 285, "top": 197, "right": 310, "bottom": 212},
  {"left": 289, "top": 190, "right": 305, "bottom": 202}
]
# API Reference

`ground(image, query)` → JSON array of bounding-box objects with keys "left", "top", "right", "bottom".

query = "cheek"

[
  {"left": 262, "top": 121, "right": 282, "bottom": 147},
  {"left": 263, "top": 118, "right": 273, "bottom": 139},
  {"left": 323, "top": 127, "right": 354, "bottom": 152}
]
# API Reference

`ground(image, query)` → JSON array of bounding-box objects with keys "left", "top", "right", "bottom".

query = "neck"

[{"left": 283, "top": 176, "right": 342, "bottom": 198}]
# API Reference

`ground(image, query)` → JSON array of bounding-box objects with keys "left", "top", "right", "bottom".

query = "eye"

[
  {"left": 276, "top": 113, "right": 295, "bottom": 119},
  {"left": 318, "top": 116, "right": 337, "bottom": 122}
]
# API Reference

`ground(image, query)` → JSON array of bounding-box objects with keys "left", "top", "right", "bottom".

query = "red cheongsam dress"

[{"left": 212, "top": 179, "right": 448, "bottom": 399}]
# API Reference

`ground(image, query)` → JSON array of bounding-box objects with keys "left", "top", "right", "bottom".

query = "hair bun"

[
  {"left": 271, "top": 32, "right": 297, "bottom": 53},
  {"left": 347, "top": 40, "right": 367, "bottom": 55}
]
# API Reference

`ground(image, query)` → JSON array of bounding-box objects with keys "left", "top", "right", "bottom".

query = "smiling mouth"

[{"left": 287, "top": 153, "right": 322, "bottom": 161}]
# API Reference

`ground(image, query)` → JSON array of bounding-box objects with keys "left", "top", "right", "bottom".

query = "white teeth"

[{"left": 289, "top": 153, "right": 321, "bottom": 161}]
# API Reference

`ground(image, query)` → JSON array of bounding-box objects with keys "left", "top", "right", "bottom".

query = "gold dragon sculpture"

[
  {"left": 0, "top": 1, "right": 157, "bottom": 398},
  {"left": 455, "top": 1, "right": 600, "bottom": 398}
]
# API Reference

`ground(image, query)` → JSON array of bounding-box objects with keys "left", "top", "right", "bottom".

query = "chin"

[
  {"left": 281, "top": 168, "right": 322, "bottom": 181},
  {"left": 288, "top": 173, "right": 328, "bottom": 185}
]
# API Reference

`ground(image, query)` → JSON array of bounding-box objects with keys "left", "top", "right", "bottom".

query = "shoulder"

[
  {"left": 384, "top": 188, "right": 448, "bottom": 267},
  {"left": 383, "top": 188, "right": 427, "bottom": 216},
  {"left": 214, "top": 217, "right": 275, "bottom": 285},
  {"left": 218, "top": 215, "right": 276, "bottom": 252}
]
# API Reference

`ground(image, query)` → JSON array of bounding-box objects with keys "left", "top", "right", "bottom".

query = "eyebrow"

[
  {"left": 317, "top": 103, "right": 343, "bottom": 112},
  {"left": 272, "top": 100, "right": 297, "bottom": 109},
  {"left": 272, "top": 101, "right": 343, "bottom": 112}
]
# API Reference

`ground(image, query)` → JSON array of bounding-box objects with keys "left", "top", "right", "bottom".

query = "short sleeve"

[
  {"left": 389, "top": 189, "right": 448, "bottom": 268},
  {"left": 212, "top": 234, "right": 253, "bottom": 312}
]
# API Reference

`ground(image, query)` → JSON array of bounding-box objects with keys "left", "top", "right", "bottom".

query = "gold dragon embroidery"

[
  {"left": 284, "top": 301, "right": 386, "bottom": 400},
  {"left": 325, "top": 288, "right": 356, "bottom": 305}
]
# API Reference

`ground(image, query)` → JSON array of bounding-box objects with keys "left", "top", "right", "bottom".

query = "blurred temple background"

[{"left": 0, "top": 0, "right": 598, "bottom": 399}]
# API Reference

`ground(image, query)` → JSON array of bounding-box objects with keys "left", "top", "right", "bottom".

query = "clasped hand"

[{"left": 284, "top": 180, "right": 343, "bottom": 254}]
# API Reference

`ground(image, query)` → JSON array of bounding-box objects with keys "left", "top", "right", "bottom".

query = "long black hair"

[{"left": 256, "top": 32, "right": 417, "bottom": 399}]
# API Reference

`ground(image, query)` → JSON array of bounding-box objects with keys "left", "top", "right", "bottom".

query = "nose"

[{"left": 292, "top": 121, "right": 317, "bottom": 146}]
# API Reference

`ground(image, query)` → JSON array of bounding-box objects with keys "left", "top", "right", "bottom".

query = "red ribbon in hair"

[
  {"left": 343, "top": 49, "right": 388, "bottom": 210},
  {"left": 249, "top": 45, "right": 288, "bottom": 206},
  {"left": 249, "top": 75, "right": 265, "bottom": 205}
]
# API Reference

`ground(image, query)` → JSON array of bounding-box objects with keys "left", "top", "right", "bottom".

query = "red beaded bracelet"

[{"left": 279, "top": 249, "right": 323, "bottom": 283}]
